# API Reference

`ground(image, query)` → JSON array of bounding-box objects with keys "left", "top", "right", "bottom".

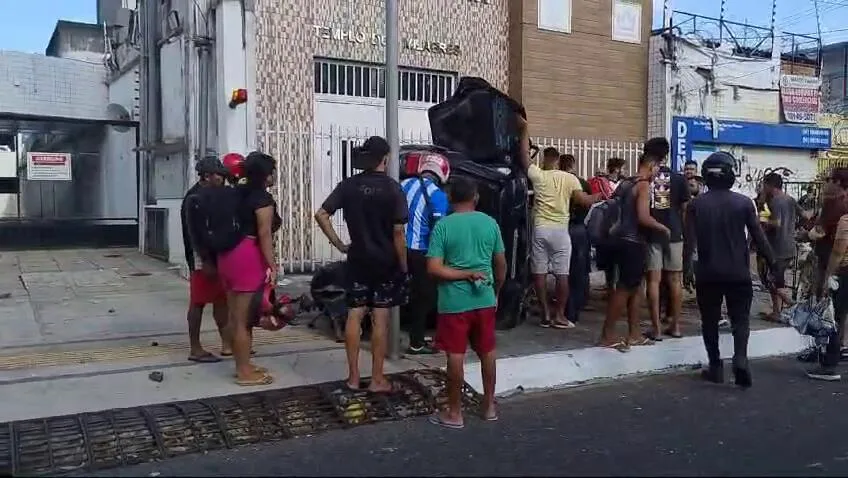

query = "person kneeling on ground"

[{"left": 427, "top": 176, "right": 507, "bottom": 429}]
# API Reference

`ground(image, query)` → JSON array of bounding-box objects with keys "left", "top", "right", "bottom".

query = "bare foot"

[
  {"left": 429, "top": 410, "right": 464, "bottom": 429},
  {"left": 235, "top": 370, "right": 273, "bottom": 386},
  {"left": 367, "top": 378, "right": 393, "bottom": 394},
  {"left": 231, "top": 365, "right": 267, "bottom": 378},
  {"left": 481, "top": 402, "right": 498, "bottom": 421}
]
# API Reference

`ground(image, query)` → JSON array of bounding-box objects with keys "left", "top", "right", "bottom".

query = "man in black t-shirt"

[
  {"left": 643, "top": 138, "right": 690, "bottom": 342},
  {"left": 314, "top": 136, "right": 409, "bottom": 394},
  {"left": 180, "top": 156, "right": 232, "bottom": 363}
]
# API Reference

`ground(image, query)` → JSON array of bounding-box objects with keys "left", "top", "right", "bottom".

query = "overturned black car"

[{"left": 308, "top": 77, "right": 533, "bottom": 333}]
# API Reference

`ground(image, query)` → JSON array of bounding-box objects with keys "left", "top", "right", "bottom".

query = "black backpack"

[
  {"left": 186, "top": 185, "right": 245, "bottom": 255},
  {"left": 585, "top": 178, "right": 640, "bottom": 247}
]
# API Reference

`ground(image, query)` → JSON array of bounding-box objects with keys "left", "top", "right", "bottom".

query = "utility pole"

[{"left": 385, "top": 0, "right": 401, "bottom": 360}]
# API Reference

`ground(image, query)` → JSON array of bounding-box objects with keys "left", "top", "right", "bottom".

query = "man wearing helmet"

[
  {"left": 400, "top": 153, "right": 451, "bottom": 355},
  {"left": 683, "top": 151, "right": 778, "bottom": 388},
  {"left": 180, "top": 156, "right": 234, "bottom": 363}
]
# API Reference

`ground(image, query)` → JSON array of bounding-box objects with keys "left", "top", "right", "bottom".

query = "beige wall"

[
  {"left": 254, "top": 0, "right": 510, "bottom": 130},
  {"left": 253, "top": 0, "right": 510, "bottom": 270},
  {"left": 510, "top": 0, "right": 651, "bottom": 140}
]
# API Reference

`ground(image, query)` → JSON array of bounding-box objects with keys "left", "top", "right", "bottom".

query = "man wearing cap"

[
  {"left": 315, "top": 136, "right": 409, "bottom": 393},
  {"left": 179, "top": 156, "right": 232, "bottom": 363}
]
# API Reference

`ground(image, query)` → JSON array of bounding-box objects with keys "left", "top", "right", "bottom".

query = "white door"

[{"left": 310, "top": 60, "right": 455, "bottom": 264}]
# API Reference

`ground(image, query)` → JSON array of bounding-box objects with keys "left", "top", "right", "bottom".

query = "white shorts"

[{"left": 531, "top": 225, "right": 572, "bottom": 275}]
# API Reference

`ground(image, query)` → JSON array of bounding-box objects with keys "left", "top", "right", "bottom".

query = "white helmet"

[{"left": 416, "top": 153, "right": 451, "bottom": 184}]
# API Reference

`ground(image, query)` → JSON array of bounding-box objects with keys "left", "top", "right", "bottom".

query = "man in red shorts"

[
  {"left": 180, "top": 156, "right": 232, "bottom": 363},
  {"left": 427, "top": 176, "right": 507, "bottom": 429}
]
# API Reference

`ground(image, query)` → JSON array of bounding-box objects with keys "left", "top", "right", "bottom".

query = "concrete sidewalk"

[{"left": 0, "top": 250, "right": 811, "bottom": 424}]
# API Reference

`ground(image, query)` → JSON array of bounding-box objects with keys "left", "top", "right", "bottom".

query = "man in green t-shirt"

[{"left": 426, "top": 176, "right": 507, "bottom": 429}]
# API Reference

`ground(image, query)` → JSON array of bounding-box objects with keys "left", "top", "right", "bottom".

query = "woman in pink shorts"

[{"left": 218, "top": 152, "right": 281, "bottom": 386}]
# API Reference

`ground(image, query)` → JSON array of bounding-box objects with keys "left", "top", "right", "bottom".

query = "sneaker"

[
  {"left": 797, "top": 347, "right": 820, "bottom": 363},
  {"left": 718, "top": 318, "right": 730, "bottom": 329},
  {"left": 733, "top": 366, "right": 753, "bottom": 388},
  {"left": 807, "top": 367, "right": 841, "bottom": 381},
  {"left": 406, "top": 345, "right": 438, "bottom": 355},
  {"left": 700, "top": 362, "right": 725, "bottom": 384}
]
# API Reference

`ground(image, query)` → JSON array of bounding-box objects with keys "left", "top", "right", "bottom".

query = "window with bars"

[{"left": 314, "top": 60, "right": 456, "bottom": 103}]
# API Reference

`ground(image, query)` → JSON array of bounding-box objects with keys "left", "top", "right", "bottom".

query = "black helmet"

[{"left": 701, "top": 151, "right": 736, "bottom": 190}]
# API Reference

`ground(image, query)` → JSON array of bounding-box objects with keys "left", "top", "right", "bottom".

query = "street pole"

[{"left": 385, "top": 0, "right": 401, "bottom": 360}]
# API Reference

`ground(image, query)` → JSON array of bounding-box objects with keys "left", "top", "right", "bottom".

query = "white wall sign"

[
  {"left": 312, "top": 25, "right": 461, "bottom": 56},
  {"left": 27, "top": 152, "right": 72, "bottom": 181},
  {"left": 612, "top": 0, "right": 642, "bottom": 44}
]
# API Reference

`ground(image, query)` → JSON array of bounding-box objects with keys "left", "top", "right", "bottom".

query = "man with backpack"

[
  {"left": 314, "top": 136, "right": 409, "bottom": 394},
  {"left": 522, "top": 146, "right": 598, "bottom": 329},
  {"left": 590, "top": 157, "right": 625, "bottom": 290},
  {"left": 401, "top": 154, "right": 451, "bottom": 355},
  {"left": 594, "top": 153, "right": 669, "bottom": 351},
  {"left": 180, "top": 156, "right": 233, "bottom": 363}
]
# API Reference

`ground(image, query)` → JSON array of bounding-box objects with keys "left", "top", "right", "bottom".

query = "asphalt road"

[{"left": 86, "top": 357, "right": 848, "bottom": 477}]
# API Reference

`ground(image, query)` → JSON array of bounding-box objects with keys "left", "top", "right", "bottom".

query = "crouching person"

[{"left": 427, "top": 177, "right": 507, "bottom": 429}]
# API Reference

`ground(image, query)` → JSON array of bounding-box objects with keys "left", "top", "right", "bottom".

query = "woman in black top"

[{"left": 217, "top": 151, "right": 282, "bottom": 386}]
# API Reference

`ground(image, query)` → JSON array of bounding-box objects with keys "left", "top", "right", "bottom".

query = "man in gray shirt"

[{"left": 761, "top": 173, "right": 798, "bottom": 321}]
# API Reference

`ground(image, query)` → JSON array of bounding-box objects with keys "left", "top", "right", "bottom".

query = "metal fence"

[{"left": 258, "top": 126, "right": 644, "bottom": 273}]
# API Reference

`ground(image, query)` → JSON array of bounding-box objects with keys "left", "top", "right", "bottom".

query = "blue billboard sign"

[{"left": 670, "top": 116, "right": 832, "bottom": 171}]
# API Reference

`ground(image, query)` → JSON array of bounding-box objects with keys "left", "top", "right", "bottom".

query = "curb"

[{"left": 463, "top": 327, "right": 810, "bottom": 395}]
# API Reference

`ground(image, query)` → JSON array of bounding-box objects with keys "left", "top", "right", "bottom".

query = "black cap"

[
  {"left": 195, "top": 156, "right": 229, "bottom": 176},
  {"left": 361, "top": 136, "right": 390, "bottom": 157}
]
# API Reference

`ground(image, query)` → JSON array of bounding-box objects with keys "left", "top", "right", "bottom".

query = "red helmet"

[
  {"left": 250, "top": 284, "right": 296, "bottom": 331},
  {"left": 222, "top": 152, "right": 245, "bottom": 179}
]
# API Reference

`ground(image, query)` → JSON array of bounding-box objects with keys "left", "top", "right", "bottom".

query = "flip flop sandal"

[
  {"left": 231, "top": 366, "right": 268, "bottom": 378},
  {"left": 367, "top": 383, "right": 395, "bottom": 394},
  {"left": 663, "top": 329, "right": 683, "bottom": 339},
  {"left": 481, "top": 412, "right": 499, "bottom": 422},
  {"left": 235, "top": 372, "right": 273, "bottom": 387},
  {"left": 643, "top": 332, "right": 663, "bottom": 342},
  {"left": 628, "top": 337, "right": 655, "bottom": 346},
  {"left": 188, "top": 353, "right": 222, "bottom": 363},
  {"left": 428, "top": 414, "right": 464, "bottom": 430},
  {"left": 221, "top": 350, "right": 257, "bottom": 357},
  {"left": 598, "top": 340, "right": 630, "bottom": 353},
  {"left": 552, "top": 320, "right": 576, "bottom": 329}
]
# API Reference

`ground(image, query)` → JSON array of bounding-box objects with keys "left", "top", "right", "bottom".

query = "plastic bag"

[{"left": 782, "top": 296, "right": 837, "bottom": 345}]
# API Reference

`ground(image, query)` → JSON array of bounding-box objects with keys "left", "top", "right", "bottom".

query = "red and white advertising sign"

[
  {"left": 780, "top": 74, "right": 821, "bottom": 124},
  {"left": 27, "top": 152, "right": 72, "bottom": 181}
]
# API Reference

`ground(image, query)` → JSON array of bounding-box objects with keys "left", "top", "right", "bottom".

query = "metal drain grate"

[{"left": 0, "top": 369, "right": 479, "bottom": 477}]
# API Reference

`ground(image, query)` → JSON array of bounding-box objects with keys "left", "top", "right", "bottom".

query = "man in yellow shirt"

[{"left": 521, "top": 144, "right": 599, "bottom": 328}]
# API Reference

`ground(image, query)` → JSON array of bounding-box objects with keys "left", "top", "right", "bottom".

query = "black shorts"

[
  {"left": 345, "top": 265, "right": 410, "bottom": 309},
  {"left": 608, "top": 240, "right": 647, "bottom": 290}
]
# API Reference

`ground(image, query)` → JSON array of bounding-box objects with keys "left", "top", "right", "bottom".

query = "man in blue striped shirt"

[{"left": 401, "top": 154, "right": 451, "bottom": 354}]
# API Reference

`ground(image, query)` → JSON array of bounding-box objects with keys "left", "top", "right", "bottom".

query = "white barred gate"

[{"left": 258, "top": 126, "right": 643, "bottom": 274}]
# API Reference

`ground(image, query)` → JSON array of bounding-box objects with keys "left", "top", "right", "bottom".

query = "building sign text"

[
  {"left": 780, "top": 74, "right": 821, "bottom": 124},
  {"left": 312, "top": 25, "right": 461, "bottom": 56}
]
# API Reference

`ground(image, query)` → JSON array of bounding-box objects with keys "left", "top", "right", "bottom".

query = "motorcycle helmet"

[
  {"left": 222, "top": 152, "right": 245, "bottom": 181},
  {"left": 701, "top": 151, "right": 736, "bottom": 190},
  {"left": 249, "top": 283, "right": 296, "bottom": 331},
  {"left": 416, "top": 153, "right": 451, "bottom": 184}
]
